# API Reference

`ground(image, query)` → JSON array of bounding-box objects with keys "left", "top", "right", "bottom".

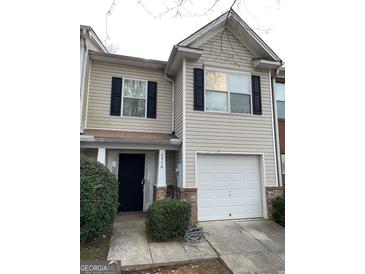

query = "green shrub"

[
  {"left": 147, "top": 199, "right": 191, "bottom": 241},
  {"left": 272, "top": 195, "right": 285, "bottom": 227},
  {"left": 80, "top": 155, "right": 118, "bottom": 243}
]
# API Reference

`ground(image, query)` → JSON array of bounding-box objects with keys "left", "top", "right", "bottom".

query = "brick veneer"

[
  {"left": 176, "top": 187, "right": 197, "bottom": 224},
  {"left": 153, "top": 186, "right": 166, "bottom": 200},
  {"left": 266, "top": 186, "right": 284, "bottom": 218},
  {"left": 166, "top": 185, "right": 175, "bottom": 198}
]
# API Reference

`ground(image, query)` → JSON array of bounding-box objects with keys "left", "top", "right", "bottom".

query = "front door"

[{"left": 118, "top": 154, "right": 145, "bottom": 212}]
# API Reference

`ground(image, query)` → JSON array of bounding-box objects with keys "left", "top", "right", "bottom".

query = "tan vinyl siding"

[
  {"left": 80, "top": 57, "right": 90, "bottom": 131},
  {"left": 184, "top": 29, "right": 277, "bottom": 188},
  {"left": 87, "top": 61, "right": 172, "bottom": 132},
  {"left": 174, "top": 66, "right": 184, "bottom": 167},
  {"left": 166, "top": 150, "right": 176, "bottom": 185}
]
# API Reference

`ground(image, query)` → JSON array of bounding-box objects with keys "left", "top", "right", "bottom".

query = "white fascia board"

[
  {"left": 177, "top": 10, "right": 282, "bottom": 62},
  {"left": 90, "top": 51, "right": 167, "bottom": 71},
  {"left": 231, "top": 11, "right": 281, "bottom": 62},
  {"left": 80, "top": 136, "right": 181, "bottom": 146},
  {"left": 178, "top": 11, "right": 228, "bottom": 46}
]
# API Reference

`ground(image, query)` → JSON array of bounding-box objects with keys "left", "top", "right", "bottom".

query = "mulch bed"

[{"left": 80, "top": 226, "right": 113, "bottom": 260}]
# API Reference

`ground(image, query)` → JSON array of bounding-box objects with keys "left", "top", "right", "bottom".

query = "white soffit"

[{"left": 253, "top": 59, "right": 282, "bottom": 70}]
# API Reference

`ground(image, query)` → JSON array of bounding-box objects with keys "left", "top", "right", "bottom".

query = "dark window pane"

[{"left": 230, "top": 93, "right": 251, "bottom": 114}]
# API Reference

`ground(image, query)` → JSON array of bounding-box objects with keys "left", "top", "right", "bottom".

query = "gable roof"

[{"left": 178, "top": 10, "right": 281, "bottom": 62}]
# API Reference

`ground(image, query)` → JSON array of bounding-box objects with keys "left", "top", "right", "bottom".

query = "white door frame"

[{"left": 195, "top": 151, "right": 268, "bottom": 220}]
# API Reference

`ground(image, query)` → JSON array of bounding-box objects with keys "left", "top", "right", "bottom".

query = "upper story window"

[
  {"left": 275, "top": 81, "right": 285, "bottom": 119},
  {"left": 122, "top": 79, "right": 147, "bottom": 118},
  {"left": 205, "top": 69, "right": 252, "bottom": 114}
]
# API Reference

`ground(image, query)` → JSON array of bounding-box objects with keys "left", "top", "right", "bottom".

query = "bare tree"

[
  {"left": 104, "top": 42, "right": 119, "bottom": 54},
  {"left": 103, "top": 0, "right": 281, "bottom": 57},
  {"left": 104, "top": 0, "right": 119, "bottom": 53}
]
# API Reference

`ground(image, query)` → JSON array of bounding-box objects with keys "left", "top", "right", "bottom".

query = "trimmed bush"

[
  {"left": 147, "top": 199, "right": 191, "bottom": 241},
  {"left": 272, "top": 195, "right": 285, "bottom": 227},
  {"left": 80, "top": 155, "right": 118, "bottom": 243}
]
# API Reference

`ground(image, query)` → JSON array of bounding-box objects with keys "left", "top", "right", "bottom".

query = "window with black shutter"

[
  {"left": 251, "top": 75, "right": 262, "bottom": 115},
  {"left": 194, "top": 68, "right": 205, "bottom": 110},
  {"left": 147, "top": 81, "right": 157, "bottom": 118},
  {"left": 110, "top": 77, "right": 122, "bottom": 116}
]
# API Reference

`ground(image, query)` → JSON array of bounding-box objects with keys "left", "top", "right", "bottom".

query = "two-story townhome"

[{"left": 80, "top": 10, "right": 284, "bottom": 223}]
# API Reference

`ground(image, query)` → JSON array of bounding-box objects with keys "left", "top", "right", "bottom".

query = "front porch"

[{"left": 80, "top": 129, "right": 181, "bottom": 213}]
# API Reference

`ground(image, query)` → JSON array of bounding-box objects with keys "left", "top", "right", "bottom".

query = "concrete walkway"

[
  {"left": 107, "top": 214, "right": 218, "bottom": 271},
  {"left": 201, "top": 219, "right": 285, "bottom": 274}
]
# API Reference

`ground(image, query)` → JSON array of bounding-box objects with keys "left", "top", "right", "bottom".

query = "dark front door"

[{"left": 118, "top": 154, "right": 145, "bottom": 212}]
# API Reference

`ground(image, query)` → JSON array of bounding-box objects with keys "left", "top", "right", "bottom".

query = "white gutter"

[{"left": 164, "top": 73, "right": 175, "bottom": 133}]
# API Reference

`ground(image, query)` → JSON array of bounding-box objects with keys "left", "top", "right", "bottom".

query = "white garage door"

[{"left": 197, "top": 154, "right": 263, "bottom": 221}]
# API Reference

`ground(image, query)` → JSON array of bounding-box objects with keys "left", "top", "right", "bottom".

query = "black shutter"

[
  {"left": 194, "top": 68, "right": 204, "bottom": 111},
  {"left": 252, "top": 75, "right": 262, "bottom": 115},
  {"left": 147, "top": 81, "right": 157, "bottom": 118},
  {"left": 110, "top": 77, "right": 122, "bottom": 116}
]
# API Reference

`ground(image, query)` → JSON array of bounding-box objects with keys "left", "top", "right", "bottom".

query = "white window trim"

[
  {"left": 204, "top": 67, "right": 253, "bottom": 115},
  {"left": 121, "top": 77, "right": 148, "bottom": 119}
]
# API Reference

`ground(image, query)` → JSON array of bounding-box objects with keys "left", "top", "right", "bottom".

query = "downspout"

[
  {"left": 164, "top": 73, "right": 175, "bottom": 133},
  {"left": 269, "top": 69, "right": 282, "bottom": 187}
]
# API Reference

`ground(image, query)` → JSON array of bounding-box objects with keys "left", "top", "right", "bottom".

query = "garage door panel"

[
  {"left": 197, "top": 154, "right": 263, "bottom": 221},
  {"left": 231, "top": 189, "right": 260, "bottom": 198}
]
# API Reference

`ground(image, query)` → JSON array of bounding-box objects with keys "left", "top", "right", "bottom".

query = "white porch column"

[
  {"left": 157, "top": 149, "right": 166, "bottom": 187},
  {"left": 97, "top": 147, "right": 106, "bottom": 165}
]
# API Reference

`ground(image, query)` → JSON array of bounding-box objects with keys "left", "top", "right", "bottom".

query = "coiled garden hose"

[{"left": 184, "top": 225, "right": 206, "bottom": 246}]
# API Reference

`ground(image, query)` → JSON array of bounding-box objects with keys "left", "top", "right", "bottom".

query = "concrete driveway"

[{"left": 200, "top": 219, "right": 285, "bottom": 274}]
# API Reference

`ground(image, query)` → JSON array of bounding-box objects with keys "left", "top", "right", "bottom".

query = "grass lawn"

[
  {"left": 127, "top": 260, "right": 231, "bottom": 274},
  {"left": 80, "top": 226, "right": 113, "bottom": 260}
]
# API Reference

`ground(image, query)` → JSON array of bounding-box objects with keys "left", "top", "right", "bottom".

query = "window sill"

[
  {"left": 201, "top": 109, "right": 258, "bottom": 117},
  {"left": 111, "top": 115, "right": 151, "bottom": 120}
]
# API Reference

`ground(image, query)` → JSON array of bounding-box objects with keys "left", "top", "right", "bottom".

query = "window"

[
  {"left": 205, "top": 69, "right": 251, "bottom": 114},
  {"left": 122, "top": 79, "right": 147, "bottom": 118},
  {"left": 275, "top": 82, "right": 285, "bottom": 119}
]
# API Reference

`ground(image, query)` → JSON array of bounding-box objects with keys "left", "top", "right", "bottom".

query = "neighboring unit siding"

[
  {"left": 80, "top": 56, "right": 90, "bottom": 131},
  {"left": 184, "top": 29, "right": 278, "bottom": 188},
  {"left": 174, "top": 66, "right": 184, "bottom": 167},
  {"left": 87, "top": 61, "right": 173, "bottom": 132},
  {"left": 278, "top": 119, "right": 285, "bottom": 154}
]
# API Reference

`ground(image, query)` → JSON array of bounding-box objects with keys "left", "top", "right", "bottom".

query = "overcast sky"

[{"left": 79, "top": 0, "right": 286, "bottom": 61}]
